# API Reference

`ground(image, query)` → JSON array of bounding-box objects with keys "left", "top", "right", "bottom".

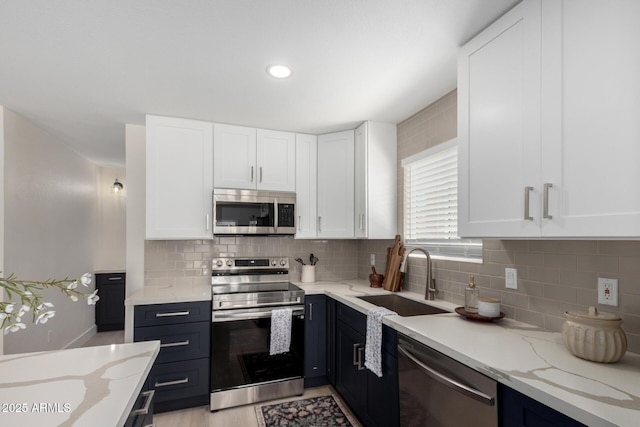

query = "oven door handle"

[
  {"left": 397, "top": 344, "right": 495, "bottom": 406},
  {"left": 274, "top": 198, "right": 278, "bottom": 234},
  {"left": 212, "top": 307, "right": 305, "bottom": 322}
]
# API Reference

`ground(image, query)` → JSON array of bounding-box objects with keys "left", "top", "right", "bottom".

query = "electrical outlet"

[
  {"left": 505, "top": 268, "right": 518, "bottom": 289},
  {"left": 47, "top": 330, "right": 53, "bottom": 343},
  {"left": 598, "top": 278, "right": 618, "bottom": 306},
  {"left": 370, "top": 254, "right": 376, "bottom": 266}
]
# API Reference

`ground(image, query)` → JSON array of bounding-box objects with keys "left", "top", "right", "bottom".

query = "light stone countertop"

[
  {"left": 297, "top": 279, "right": 640, "bottom": 427},
  {"left": 125, "top": 283, "right": 211, "bottom": 306},
  {"left": 0, "top": 340, "right": 160, "bottom": 427},
  {"left": 124, "top": 278, "right": 640, "bottom": 426}
]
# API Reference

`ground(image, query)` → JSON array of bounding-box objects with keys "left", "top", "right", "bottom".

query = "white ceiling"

[{"left": 0, "top": 0, "right": 519, "bottom": 166}]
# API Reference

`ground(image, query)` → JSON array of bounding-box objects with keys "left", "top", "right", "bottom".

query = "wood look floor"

[{"left": 83, "top": 332, "right": 355, "bottom": 427}]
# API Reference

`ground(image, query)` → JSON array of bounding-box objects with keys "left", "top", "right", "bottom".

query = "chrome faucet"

[{"left": 399, "top": 247, "right": 437, "bottom": 301}]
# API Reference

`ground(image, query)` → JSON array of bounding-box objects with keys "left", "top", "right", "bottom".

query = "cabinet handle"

[
  {"left": 358, "top": 346, "right": 366, "bottom": 370},
  {"left": 298, "top": 216, "right": 302, "bottom": 231},
  {"left": 108, "top": 277, "right": 123, "bottom": 281},
  {"left": 155, "top": 311, "right": 190, "bottom": 318},
  {"left": 309, "top": 303, "right": 313, "bottom": 321},
  {"left": 206, "top": 213, "right": 210, "bottom": 231},
  {"left": 524, "top": 186, "right": 534, "bottom": 221},
  {"left": 160, "top": 339, "right": 190, "bottom": 348},
  {"left": 131, "top": 390, "right": 155, "bottom": 416},
  {"left": 352, "top": 343, "right": 359, "bottom": 367},
  {"left": 260, "top": 167, "right": 263, "bottom": 183},
  {"left": 154, "top": 377, "right": 189, "bottom": 388},
  {"left": 318, "top": 216, "right": 322, "bottom": 232},
  {"left": 250, "top": 166, "right": 254, "bottom": 182},
  {"left": 543, "top": 183, "right": 553, "bottom": 219}
]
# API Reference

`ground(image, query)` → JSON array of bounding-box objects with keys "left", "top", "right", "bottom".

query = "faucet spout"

[{"left": 400, "top": 247, "right": 437, "bottom": 300}]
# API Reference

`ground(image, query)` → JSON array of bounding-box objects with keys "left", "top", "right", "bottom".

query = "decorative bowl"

[{"left": 562, "top": 306, "right": 627, "bottom": 363}]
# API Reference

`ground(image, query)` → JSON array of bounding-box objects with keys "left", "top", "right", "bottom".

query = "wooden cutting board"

[{"left": 383, "top": 235, "right": 404, "bottom": 292}]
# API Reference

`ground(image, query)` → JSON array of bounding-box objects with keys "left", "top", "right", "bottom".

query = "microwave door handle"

[{"left": 274, "top": 198, "right": 278, "bottom": 233}]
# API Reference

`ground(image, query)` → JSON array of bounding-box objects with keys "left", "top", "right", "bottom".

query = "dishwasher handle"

[{"left": 398, "top": 344, "right": 495, "bottom": 407}]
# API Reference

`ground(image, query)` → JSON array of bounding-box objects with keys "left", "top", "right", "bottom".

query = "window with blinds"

[{"left": 402, "top": 139, "right": 482, "bottom": 261}]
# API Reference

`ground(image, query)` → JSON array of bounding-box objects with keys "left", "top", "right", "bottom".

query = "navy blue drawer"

[
  {"left": 147, "top": 358, "right": 209, "bottom": 403},
  {"left": 134, "top": 322, "right": 210, "bottom": 364},
  {"left": 134, "top": 301, "right": 211, "bottom": 327}
]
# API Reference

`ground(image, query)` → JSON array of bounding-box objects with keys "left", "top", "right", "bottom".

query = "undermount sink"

[{"left": 357, "top": 294, "right": 449, "bottom": 317}]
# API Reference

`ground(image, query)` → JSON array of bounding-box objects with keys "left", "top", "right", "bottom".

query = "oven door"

[{"left": 210, "top": 306, "right": 305, "bottom": 394}]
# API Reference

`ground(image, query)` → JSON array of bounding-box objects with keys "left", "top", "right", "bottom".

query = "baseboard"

[{"left": 64, "top": 325, "right": 97, "bottom": 349}]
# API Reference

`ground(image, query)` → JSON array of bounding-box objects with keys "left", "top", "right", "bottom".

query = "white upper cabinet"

[
  {"left": 256, "top": 129, "right": 296, "bottom": 191},
  {"left": 540, "top": 0, "right": 640, "bottom": 237},
  {"left": 213, "top": 124, "right": 257, "bottom": 189},
  {"left": 146, "top": 115, "right": 213, "bottom": 240},
  {"left": 213, "top": 124, "right": 295, "bottom": 191},
  {"left": 458, "top": 0, "right": 542, "bottom": 238},
  {"left": 317, "top": 130, "right": 355, "bottom": 238},
  {"left": 458, "top": 0, "right": 640, "bottom": 238},
  {"left": 295, "top": 133, "right": 318, "bottom": 239},
  {"left": 354, "top": 122, "right": 397, "bottom": 239}
]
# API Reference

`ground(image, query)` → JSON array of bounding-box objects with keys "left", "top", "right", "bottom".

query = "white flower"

[
  {"left": 4, "top": 304, "right": 15, "bottom": 314},
  {"left": 86, "top": 289, "right": 100, "bottom": 305},
  {"left": 67, "top": 281, "right": 78, "bottom": 290},
  {"left": 37, "top": 302, "right": 54, "bottom": 311},
  {"left": 69, "top": 295, "right": 78, "bottom": 302},
  {"left": 23, "top": 291, "right": 32, "bottom": 296},
  {"left": 80, "top": 273, "right": 92, "bottom": 287},
  {"left": 0, "top": 313, "right": 7, "bottom": 320},
  {"left": 36, "top": 311, "right": 56, "bottom": 325},
  {"left": 4, "top": 323, "right": 26, "bottom": 335},
  {"left": 21, "top": 304, "right": 30, "bottom": 312}
]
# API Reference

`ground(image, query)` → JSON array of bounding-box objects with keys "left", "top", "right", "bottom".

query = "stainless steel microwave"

[{"left": 213, "top": 188, "right": 296, "bottom": 236}]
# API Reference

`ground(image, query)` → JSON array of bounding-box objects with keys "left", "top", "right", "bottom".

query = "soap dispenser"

[{"left": 465, "top": 275, "right": 479, "bottom": 313}]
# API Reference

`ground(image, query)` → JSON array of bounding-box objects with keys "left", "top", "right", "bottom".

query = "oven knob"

[
  {"left": 271, "top": 259, "right": 277, "bottom": 266},
  {"left": 280, "top": 259, "right": 287, "bottom": 266},
  {"left": 215, "top": 260, "right": 223, "bottom": 267},
  {"left": 226, "top": 260, "right": 233, "bottom": 267}
]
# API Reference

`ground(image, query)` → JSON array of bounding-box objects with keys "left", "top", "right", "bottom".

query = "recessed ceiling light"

[{"left": 267, "top": 64, "right": 292, "bottom": 79}]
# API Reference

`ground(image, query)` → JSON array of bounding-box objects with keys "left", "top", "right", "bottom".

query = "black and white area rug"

[{"left": 255, "top": 393, "right": 361, "bottom": 427}]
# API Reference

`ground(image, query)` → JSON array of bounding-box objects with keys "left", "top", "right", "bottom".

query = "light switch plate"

[
  {"left": 370, "top": 254, "right": 376, "bottom": 266},
  {"left": 598, "top": 277, "right": 618, "bottom": 306},
  {"left": 505, "top": 268, "right": 518, "bottom": 289}
]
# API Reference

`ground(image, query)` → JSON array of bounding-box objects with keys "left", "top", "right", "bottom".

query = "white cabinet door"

[
  {"left": 295, "top": 133, "right": 317, "bottom": 238},
  {"left": 213, "top": 124, "right": 256, "bottom": 189},
  {"left": 146, "top": 115, "right": 213, "bottom": 240},
  {"left": 540, "top": 0, "right": 640, "bottom": 237},
  {"left": 458, "top": 0, "right": 542, "bottom": 238},
  {"left": 355, "top": 122, "right": 397, "bottom": 239},
  {"left": 317, "top": 130, "right": 355, "bottom": 238},
  {"left": 256, "top": 129, "right": 296, "bottom": 191}
]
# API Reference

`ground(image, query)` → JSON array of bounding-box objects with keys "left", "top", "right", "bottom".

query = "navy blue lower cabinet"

[
  {"left": 134, "top": 301, "right": 211, "bottom": 413},
  {"left": 304, "top": 295, "right": 329, "bottom": 387},
  {"left": 334, "top": 301, "right": 399, "bottom": 427},
  {"left": 326, "top": 297, "right": 337, "bottom": 385},
  {"left": 501, "top": 385, "right": 586, "bottom": 427}
]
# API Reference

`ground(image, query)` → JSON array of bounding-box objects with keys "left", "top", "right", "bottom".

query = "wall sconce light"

[{"left": 112, "top": 178, "right": 124, "bottom": 193}]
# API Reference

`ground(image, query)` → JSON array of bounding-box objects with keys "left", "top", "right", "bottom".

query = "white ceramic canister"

[
  {"left": 301, "top": 265, "right": 316, "bottom": 283},
  {"left": 561, "top": 306, "right": 627, "bottom": 363},
  {"left": 478, "top": 297, "right": 501, "bottom": 318}
]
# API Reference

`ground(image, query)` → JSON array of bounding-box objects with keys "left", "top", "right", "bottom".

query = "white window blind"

[{"left": 402, "top": 139, "right": 482, "bottom": 261}]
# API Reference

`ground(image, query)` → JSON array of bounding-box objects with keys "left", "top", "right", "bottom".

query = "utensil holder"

[{"left": 301, "top": 265, "right": 315, "bottom": 283}]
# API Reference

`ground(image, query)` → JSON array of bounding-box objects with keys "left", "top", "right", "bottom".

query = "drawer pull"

[
  {"left": 155, "top": 311, "right": 190, "bottom": 318},
  {"left": 130, "top": 390, "right": 155, "bottom": 416},
  {"left": 524, "top": 186, "right": 534, "bottom": 221},
  {"left": 160, "top": 340, "right": 190, "bottom": 348},
  {"left": 108, "top": 276, "right": 123, "bottom": 281},
  {"left": 155, "top": 377, "right": 189, "bottom": 388}
]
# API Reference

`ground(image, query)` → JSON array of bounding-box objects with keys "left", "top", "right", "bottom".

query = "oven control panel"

[{"left": 212, "top": 257, "right": 289, "bottom": 271}]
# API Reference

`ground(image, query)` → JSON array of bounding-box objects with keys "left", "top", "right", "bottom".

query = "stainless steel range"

[{"left": 209, "top": 257, "right": 305, "bottom": 411}]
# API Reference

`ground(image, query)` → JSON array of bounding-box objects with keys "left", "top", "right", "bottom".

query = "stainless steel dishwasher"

[{"left": 398, "top": 334, "right": 498, "bottom": 427}]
